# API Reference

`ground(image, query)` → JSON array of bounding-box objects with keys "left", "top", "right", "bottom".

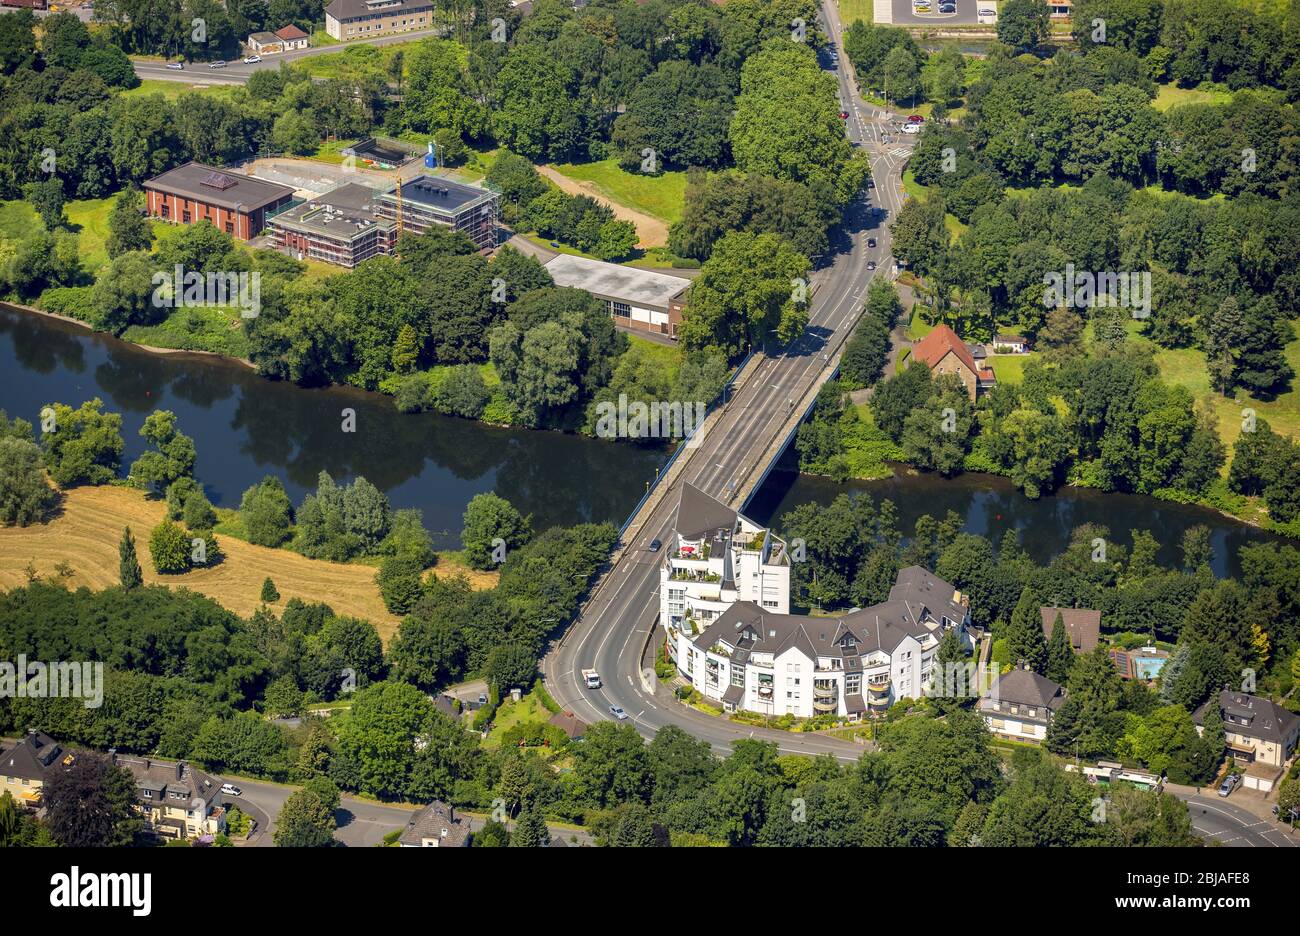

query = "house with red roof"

[{"left": 910, "top": 324, "right": 996, "bottom": 400}]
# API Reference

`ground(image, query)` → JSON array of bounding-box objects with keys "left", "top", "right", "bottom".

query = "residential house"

[
  {"left": 910, "top": 323, "right": 996, "bottom": 400},
  {"left": 1193, "top": 690, "right": 1300, "bottom": 789},
  {"left": 548, "top": 710, "right": 587, "bottom": 740},
  {"left": 978, "top": 668, "right": 1066, "bottom": 743},
  {"left": 275, "top": 24, "right": 310, "bottom": 50},
  {"left": 325, "top": 0, "right": 435, "bottom": 41},
  {"left": 0, "top": 730, "right": 73, "bottom": 809},
  {"left": 247, "top": 31, "right": 284, "bottom": 54},
  {"left": 991, "top": 335, "right": 1030, "bottom": 354},
  {"left": 399, "top": 800, "right": 470, "bottom": 847},
  {"left": 111, "top": 752, "right": 226, "bottom": 840},
  {"left": 660, "top": 482, "right": 791, "bottom": 651},
  {"left": 1039, "top": 606, "right": 1101, "bottom": 654}
]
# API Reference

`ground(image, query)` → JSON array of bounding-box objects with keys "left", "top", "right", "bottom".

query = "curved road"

[{"left": 542, "top": 2, "right": 908, "bottom": 763}]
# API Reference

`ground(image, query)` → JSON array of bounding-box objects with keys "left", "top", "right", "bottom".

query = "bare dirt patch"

[{"left": 537, "top": 165, "right": 669, "bottom": 248}]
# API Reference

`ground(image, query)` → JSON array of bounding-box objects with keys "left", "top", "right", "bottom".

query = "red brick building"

[{"left": 143, "top": 162, "right": 296, "bottom": 240}]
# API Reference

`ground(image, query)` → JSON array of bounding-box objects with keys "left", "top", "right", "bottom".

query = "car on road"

[
  {"left": 1218, "top": 774, "right": 1242, "bottom": 797},
  {"left": 839, "top": 111, "right": 849, "bottom": 119},
  {"left": 867, "top": 237, "right": 877, "bottom": 248},
  {"left": 648, "top": 538, "right": 661, "bottom": 552},
  {"left": 243, "top": 55, "right": 261, "bottom": 64},
  {"left": 166, "top": 61, "right": 185, "bottom": 70},
  {"left": 609, "top": 705, "right": 628, "bottom": 720},
  {"left": 208, "top": 61, "right": 227, "bottom": 69},
  {"left": 866, "top": 178, "right": 875, "bottom": 188},
  {"left": 867, "top": 261, "right": 877, "bottom": 271},
  {"left": 220, "top": 783, "right": 242, "bottom": 796}
]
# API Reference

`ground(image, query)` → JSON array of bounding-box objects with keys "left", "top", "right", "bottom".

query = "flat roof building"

[
  {"left": 373, "top": 175, "right": 500, "bottom": 250},
  {"left": 268, "top": 181, "right": 394, "bottom": 268},
  {"left": 325, "top": 0, "right": 435, "bottom": 41},
  {"left": 543, "top": 254, "right": 690, "bottom": 339},
  {"left": 144, "top": 162, "right": 296, "bottom": 240}
]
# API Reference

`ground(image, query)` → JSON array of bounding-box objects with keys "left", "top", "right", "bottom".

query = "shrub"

[
  {"left": 260, "top": 577, "right": 280, "bottom": 602},
  {"left": 377, "top": 554, "right": 426, "bottom": 615},
  {"left": 149, "top": 519, "right": 191, "bottom": 574},
  {"left": 0, "top": 437, "right": 56, "bottom": 526}
]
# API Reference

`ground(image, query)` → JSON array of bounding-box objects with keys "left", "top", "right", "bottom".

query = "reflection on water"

[
  {"left": 747, "top": 464, "right": 1284, "bottom": 580},
  {"left": 0, "top": 304, "right": 667, "bottom": 548}
]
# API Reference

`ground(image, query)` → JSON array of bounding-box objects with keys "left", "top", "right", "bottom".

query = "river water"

[{"left": 1, "top": 303, "right": 1282, "bottom": 569}]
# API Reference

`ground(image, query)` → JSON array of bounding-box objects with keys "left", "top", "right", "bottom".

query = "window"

[{"left": 611, "top": 300, "right": 631, "bottom": 318}]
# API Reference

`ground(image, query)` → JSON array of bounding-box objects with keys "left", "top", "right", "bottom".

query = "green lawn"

[
  {"left": 550, "top": 158, "right": 688, "bottom": 224},
  {"left": 1152, "top": 83, "right": 1233, "bottom": 113},
  {"left": 837, "top": 0, "right": 874, "bottom": 26},
  {"left": 118, "top": 79, "right": 244, "bottom": 102},
  {"left": 483, "top": 690, "right": 551, "bottom": 749},
  {"left": 987, "top": 353, "right": 1038, "bottom": 386},
  {"left": 1, "top": 195, "right": 173, "bottom": 277},
  {"left": 121, "top": 305, "right": 251, "bottom": 358}
]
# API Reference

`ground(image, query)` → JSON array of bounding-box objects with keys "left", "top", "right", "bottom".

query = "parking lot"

[{"left": 889, "top": 0, "right": 989, "bottom": 26}]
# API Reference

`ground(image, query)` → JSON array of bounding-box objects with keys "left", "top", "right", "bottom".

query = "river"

[
  {"left": 1, "top": 303, "right": 1283, "bottom": 570},
  {"left": 0, "top": 304, "right": 666, "bottom": 548},
  {"left": 747, "top": 462, "right": 1284, "bottom": 580}
]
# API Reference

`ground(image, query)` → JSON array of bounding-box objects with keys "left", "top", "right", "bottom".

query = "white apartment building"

[
  {"left": 660, "top": 483, "right": 791, "bottom": 638},
  {"left": 661, "top": 485, "right": 972, "bottom": 719}
]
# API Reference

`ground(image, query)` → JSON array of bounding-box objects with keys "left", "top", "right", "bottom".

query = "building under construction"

[
  {"left": 268, "top": 175, "right": 500, "bottom": 267},
  {"left": 373, "top": 175, "right": 500, "bottom": 250}
]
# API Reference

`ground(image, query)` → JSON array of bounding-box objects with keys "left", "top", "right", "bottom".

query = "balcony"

[
  {"left": 813, "top": 681, "right": 837, "bottom": 699},
  {"left": 812, "top": 696, "right": 838, "bottom": 712},
  {"left": 668, "top": 568, "right": 722, "bottom": 584}
]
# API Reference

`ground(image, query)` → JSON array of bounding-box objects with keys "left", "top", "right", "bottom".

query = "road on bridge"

[{"left": 541, "top": 1, "right": 909, "bottom": 763}]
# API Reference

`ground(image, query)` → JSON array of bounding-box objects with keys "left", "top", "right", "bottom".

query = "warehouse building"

[
  {"left": 143, "top": 162, "right": 296, "bottom": 240},
  {"left": 543, "top": 254, "right": 690, "bottom": 339}
]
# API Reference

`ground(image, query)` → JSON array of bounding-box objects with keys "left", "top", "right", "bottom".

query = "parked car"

[
  {"left": 867, "top": 237, "right": 877, "bottom": 248},
  {"left": 648, "top": 538, "right": 661, "bottom": 552},
  {"left": 1217, "top": 774, "right": 1241, "bottom": 797},
  {"left": 243, "top": 54, "right": 261, "bottom": 64},
  {"left": 979, "top": 8, "right": 997, "bottom": 16},
  {"left": 208, "top": 60, "right": 227, "bottom": 69},
  {"left": 166, "top": 61, "right": 185, "bottom": 70},
  {"left": 907, "top": 114, "right": 925, "bottom": 124},
  {"left": 609, "top": 705, "right": 628, "bottom": 720},
  {"left": 939, "top": 2, "right": 956, "bottom": 11},
  {"left": 220, "top": 783, "right": 242, "bottom": 797},
  {"left": 839, "top": 110, "right": 849, "bottom": 119}
]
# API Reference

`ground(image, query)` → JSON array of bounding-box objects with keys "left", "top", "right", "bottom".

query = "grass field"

[
  {"left": 118, "top": 79, "right": 244, "bottom": 101},
  {"left": 483, "top": 690, "right": 552, "bottom": 749},
  {"left": 1152, "top": 83, "right": 1233, "bottom": 112},
  {"left": 0, "top": 196, "right": 174, "bottom": 278},
  {"left": 837, "top": 0, "right": 875, "bottom": 26},
  {"left": 549, "top": 159, "right": 688, "bottom": 225},
  {"left": 987, "top": 353, "right": 1038, "bottom": 385},
  {"left": 0, "top": 485, "right": 403, "bottom": 639}
]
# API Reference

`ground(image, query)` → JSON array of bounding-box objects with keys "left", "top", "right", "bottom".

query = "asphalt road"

[
  {"left": 1171, "top": 792, "right": 1298, "bottom": 848},
  {"left": 130, "top": 27, "right": 443, "bottom": 85},
  {"left": 541, "top": 0, "right": 908, "bottom": 764}
]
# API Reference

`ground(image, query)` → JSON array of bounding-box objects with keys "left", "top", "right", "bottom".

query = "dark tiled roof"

[
  {"left": 113, "top": 754, "right": 221, "bottom": 806},
  {"left": 326, "top": 0, "right": 434, "bottom": 22},
  {"left": 982, "top": 668, "right": 1065, "bottom": 710},
  {"left": 674, "top": 482, "right": 737, "bottom": 540},
  {"left": 548, "top": 710, "right": 587, "bottom": 739},
  {"left": 0, "top": 731, "right": 68, "bottom": 782},
  {"left": 399, "top": 800, "right": 470, "bottom": 847},
  {"left": 888, "top": 565, "right": 968, "bottom": 625},
  {"left": 1039, "top": 607, "right": 1101, "bottom": 653},
  {"left": 1194, "top": 691, "right": 1300, "bottom": 746},
  {"left": 144, "top": 162, "right": 295, "bottom": 212}
]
